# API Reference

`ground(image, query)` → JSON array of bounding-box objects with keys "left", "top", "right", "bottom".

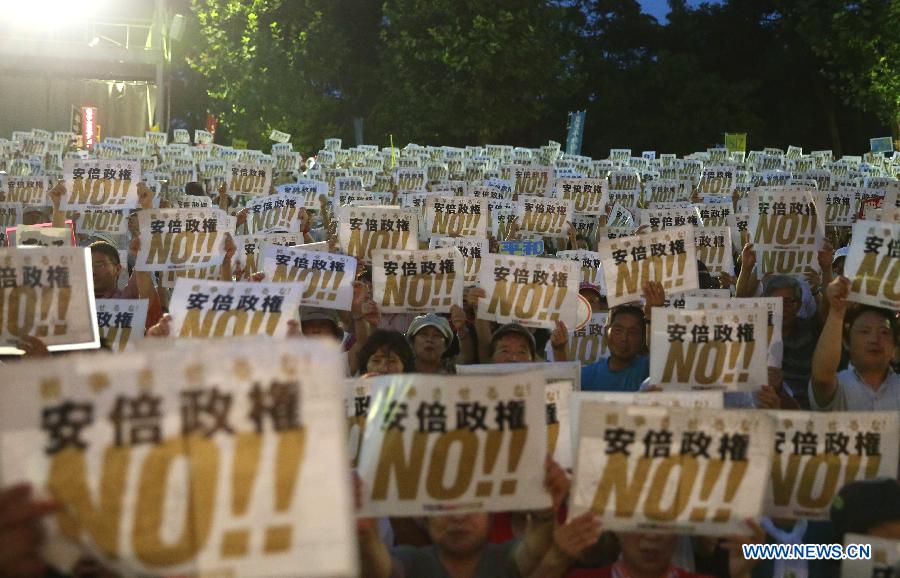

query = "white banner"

[
  {"left": 357, "top": 371, "right": 551, "bottom": 517},
  {"left": 0, "top": 247, "right": 99, "bottom": 353},
  {"left": 649, "top": 308, "right": 767, "bottom": 391},
  {"left": 337, "top": 206, "right": 418, "bottom": 261},
  {"left": 62, "top": 159, "right": 140, "bottom": 210},
  {"left": 168, "top": 279, "right": 302, "bottom": 338},
  {"left": 571, "top": 404, "right": 775, "bottom": 535},
  {"left": 478, "top": 253, "right": 579, "bottom": 330},
  {"left": 263, "top": 245, "right": 356, "bottom": 310},
  {"left": 429, "top": 236, "right": 488, "bottom": 286},
  {"left": 0, "top": 338, "right": 357, "bottom": 578},
  {"left": 424, "top": 196, "right": 488, "bottom": 238},
  {"left": 135, "top": 209, "right": 234, "bottom": 272},
  {"left": 693, "top": 226, "right": 734, "bottom": 275},
  {"left": 372, "top": 247, "right": 463, "bottom": 313},
  {"left": 844, "top": 219, "right": 899, "bottom": 310},
  {"left": 227, "top": 162, "right": 273, "bottom": 196},
  {"left": 246, "top": 192, "right": 304, "bottom": 234},
  {"left": 95, "top": 298, "right": 148, "bottom": 352},
  {"left": 749, "top": 187, "right": 824, "bottom": 277},
  {"left": 515, "top": 195, "right": 574, "bottom": 238}
]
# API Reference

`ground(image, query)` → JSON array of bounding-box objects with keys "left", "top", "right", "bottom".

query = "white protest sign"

[
  {"left": 337, "top": 206, "right": 418, "bottom": 261},
  {"left": 641, "top": 207, "right": 701, "bottom": 230},
  {"left": 372, "top": 247, "right": 463, "bottom": 314},
  {"left": 76, "top": 210, "right": 129, "bottom": 237},
  {"left": 550, "top": 312, "right": 609, "bottom": 365},
  {"left": 62, "top": 159, "right": 140, "bottom": 210},
  {"left": 842, "top": 534, "right": 900, "bottom": 578},
  {"left": 227, "top": 162, "right": 273, "bottom": 196},
  {"left": 429, "top": 236, "right": 488, "bottom": 286},
  {"left": 424, "top": 196, "right": 488, "bottom": 238},
  {"left": 5, "top": 176, "right": 49, "bottom": 206},
  {"left": 607, "top": 170, "right": 641, "bottom": 210},
  {"left": 599, "top": 226, "right": 699, "bottom": 307},
  {"left": 0, "top": 338, "right": 357, "bottom": 578},
  {"left": 0, "top": 203, "right": 23, "bottom": 246},
  {"left": 269, "top": 129, "right": 291, "bottom": 143},
  {"left": 844, "top": 219, "right": 899, "bottom": 310},
  {"left": 278, "top": 181, "right": 329, "bottom": 210},
  {"left": 693, "top": 226, "right": 734, "bottom": 275},
  {"left": 556, "top": 249, "right": 606, "bottom": 293},
  {"left": 515, "top": 195, "right": 574, "bottom": 238},
  {"left": 554, "top": 178, "right": 608, "bottom": 215},
  {"left": 650, "top": 308, "right": 767, "bottom": 391},
  {"left": 820, "top": 190, "right": 854, "bottom": 227},
  {"left": 0, "top": 247, "right": 99, "bottom": 353},
  {"left": 95, "top": 298, "right": 148, "bottom": 352},
  {"left": 765, "top": 411, "right": 899, "bottom": 520},
  {"left": 135, "top": 209, "right": 234, "bottom": 272},
  {"left": 393, "top": 167, "right": 427, "bottom": 191},
  {"left": 571, "top": 403, "right": 775, "bottom": 535},
  {"left": 512, "top": 165, "right": 553, "bottom": 197},
  {"left": 195, "top": 129, "right": 213, "bottom": 145},
  {"left": 168, "top": 279, "right": 302, "bottom": 338},
  {"left": 682, "top": 296, "right": 783, "bottom": 368},
  {"left": 263, "top": 245, "right": 356, "bottom": 310},
  {"left": 749, "top": 187, "right": 824, "bottom": 277},
  {"left": 246, "top": 192, "right": 303, "bottom": 234},
  {"left": 478, "top": 253, "right": 579, "bottom": 330},
  {"left": 357, "top": 371, "right": 551, "bottom": 517}
]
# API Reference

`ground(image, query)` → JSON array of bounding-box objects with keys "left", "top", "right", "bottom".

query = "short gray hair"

[{"left": 763, "top": 275, "right": 802, "bottom": 303}]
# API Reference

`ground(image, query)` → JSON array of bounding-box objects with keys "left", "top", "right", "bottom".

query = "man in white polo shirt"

[{"left": 810, "top": 276, "right": 899, "bottom": 411}]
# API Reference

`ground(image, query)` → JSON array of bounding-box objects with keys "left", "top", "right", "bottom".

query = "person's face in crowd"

[
  {"left": 301, "top": 319, "right": 340, "bottom": 340},
  {"left": 428, "top": 513, "right": 491, "bottom": 559},
  {"left": 769, "top": 287, "right": 800, "bottom": 326},
  {"left": 412, "top": 326, "right": 446, "bottom": 364},
  {"left": 580, "top": 289, "right": 604, "bottom": 313},
  {"left": 90, "top": 252, "right": 122, "bottom": 295},
  {"left": 848, "top": 311, "right": 895, "bottom": 373},
  {"left": 366, "top": 346, "right": 405, "bottom": 375},
  {"left": 491, "top": 333, "right": 533, "bottom": 363},
  {"left": 618, "top": 532, "right": 678, "bottom": 576},
  {"left": 607, "top": 312, "right": 644, "bottom": 362}
]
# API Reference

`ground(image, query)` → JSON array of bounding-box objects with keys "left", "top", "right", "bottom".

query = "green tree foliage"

[{"left": 185, "top": 0, "right": 893, "bottom": 155}]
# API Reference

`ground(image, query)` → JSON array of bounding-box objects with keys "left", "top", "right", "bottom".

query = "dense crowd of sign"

[{"left": 0, "top": 127, "right": 897, "bottom": 578}]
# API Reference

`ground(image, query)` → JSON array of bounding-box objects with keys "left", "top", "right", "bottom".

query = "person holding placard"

[
  {"left": 809, "top": 276, "right": 899, "bottom": 411},
  {"left": 356, "top": 458, "right": 570, "bottom": 578},
  {"left": 406, "top": 313, "right": 457, "bottom": 374}
]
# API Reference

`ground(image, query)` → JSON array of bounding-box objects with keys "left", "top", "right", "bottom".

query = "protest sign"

[
  {"left": 498, "top": 239, "right": 544, "bottom": 256},
  {"left": 393, "top": 167, "right": 427, "bottom": 191},
  {"left": 0, "top": 203, "right": 22, "bottom": 246},
  {"left": 62, "top": 159, "right": 140, "bottom": 210},
  {"left": 842, "top": 534, "right": 900, "bottom": 578},
  {"left": 227, "top": 162, "right": 273, "bottom": 196},
  {"left": 5, "top": 176, "right": 49, "bottom": 206},
  {"left": 195, "top": 129, "right": 213, "bottom": 145},
  {"left": 556, "top": 249, "right": 606, "bottom": 292},
  {"left": 429, "top": 236, "right": 488, "bottom": 286},
  {"left": 515, "top": 195, "right": 574, "bottom": 238},
  {"left": 693, "top": 226, "right": 734, "bottom": 275},
  {"left": 550, "top": 312, "right": 609, "bottom": 365},
  {"left": 545, "top": 381, "right": 574, "bottom": 469},
  {"left": 277, "top": 181, "right": 329, "bottom": 210},
  {"left": 0, "top": 338, "right": 356, "bottom": 577},
  {"left": 843, "top": 219, "right": 900, "bottom": 310},
  {"left": 269, "top": 129, "right": 291, "bottom": 143},
  {"left": 695, "top": 203, "right": 732, "bottom": 227},
  {"left": 698, "top": 166, "right": 735, "bottom": 196},
  {"left": 343, "top": 376, "right": 376, "bottom": 465},
  {"left": 554, "top": 178, "right": 608, "bottom": 215},
  {"left": 765, "top": 411, "right": 899, "bottom": 520},
  {"left": 0, "top": 247, "right": 99, "bottom": 353},
  {"left": 456, "top": 360, "right": 582, "bottom": 390},
  {"left": 16, "top": 225, "right": 71, "bottom": 247},
  {"left": 599, "top": 226, "right": 698, "bottom": 307},
  {"left": 357, "top": 371, "right": 551, "bottom": 517},
  {"left": 95, "top": 298, "right": 148, "bottom": 352},
  {"left": 640, "top": 207, "right": 701, "bottom": 230},
  {"left": 749, "top": 187, "right": 824, "bottom": 277},
  {"left": 424, "top": 196, "right": 487, "bottom": 238},
  {"left": 727, "top": 211, "right": 750, "bottom": 252},
  {"left": 263, "top": 245, "right": 356, "bottom": 310},
  {"left": 607, "top": 170, "right": 641, "bottom": 210},
  {"left": 176, "top": 195, "right": 212, "bottom": 209},
  {"left": 372, "top": 247, "right": 463, "bottom": 314},
  {"left": 168, "top": 279, "right": 302, "bottom": 338},
  {"left": 337, "top": 206, "right": 417, "bottom": 261},
  {"left": 135, "top": 209, "right": 234, "bottom": 272},
  {"left": 512, "top": 166, "right": 553, "bottom": 197},
  {"left": 681, "top": 296, "right": 782, "bottom": 367},
  {"left": 821, "top": 190, "right": 854, "bottom": 227},
  {"left": 646, "top": 179, "right": 690, "bottom": 204},
  {"left": 570, "top": 403, "right": 775, "bottom": 535},
  {"left": 650, "top": 308, "right": 767, "bottom": 391},
  {"left": 246, "top": 192, "right": 303, "bottom": 234},
  {"left": 77, "top": 210, "right": 129, "bottom": 237},
  {"left": 478, "top": 253, "right": 579, "bottom": 330}
]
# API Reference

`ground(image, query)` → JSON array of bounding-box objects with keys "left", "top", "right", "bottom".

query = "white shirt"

[{"left": 809, "top": 366, "right": 900, "bottom": 411}]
